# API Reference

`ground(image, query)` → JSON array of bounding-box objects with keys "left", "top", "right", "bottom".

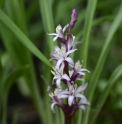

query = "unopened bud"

[{"left": 70, "top": 9, "right": 78, "bottom": 29}]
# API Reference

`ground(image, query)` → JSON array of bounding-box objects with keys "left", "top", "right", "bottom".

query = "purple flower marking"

[
  {"left": 70, "top": 9, "right": 78, "bottom": 29},
  {"left": 66, "top": 33, "right": 82, "bottom": 51},
  {"left": 51, "top": 65, "right": 70, "bottom": 88},
  {"left": 48, "top": 24, "right": 69, "bottom": 42},
  {"left": 70, "top": 60, "right": 90, "bottom": 81},
  {"left": 47, "top": 87, "right": 66, "bottom": 113},
  {"left": 57, "top": 83, "right": 89, "bottom": 106},
  {"left": 50, "top": 43, "right": 77, "bottom": 68}
]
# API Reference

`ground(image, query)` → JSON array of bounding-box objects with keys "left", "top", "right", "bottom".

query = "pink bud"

[{"left": 70, "top": 9, "right": 78, "bottom": 29}]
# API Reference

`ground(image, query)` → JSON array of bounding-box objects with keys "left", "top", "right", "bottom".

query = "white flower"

[
  {"left": 48, "top": 24, "right": 69, "bottom": 41},
  {"left": 51, "top": 65, "right": 70, "bottom": 88},
  {"left": 57, "top": 83, "right": 89, "bottom": 106},
  {"left": 51, "top": 43, "right": 77, "bottom": 68}
]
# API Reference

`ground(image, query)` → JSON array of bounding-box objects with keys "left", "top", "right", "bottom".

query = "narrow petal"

[
  {"left": 56, "top": 79, "right": 61, "bottom": 88},
  {"left": 79, "top": 105, "right": 86, "bottom": 111},
  {"left": 65, "top": 57, "right": 74, "bottom": 65},
  {"left": 58, "top": 94, "right": 68, "bottom": 99},
  {"left": 47, "top": 33, "right": 57, "bottom": 36},
  {"left": 79, "top": 69, "right": 90, "bottom": 73},
  {"left": 53, "top": 36, "right": 59, "bottom": 41},
  {"left": 51, "top": 102, "right": 57, "bottom": 113},
  {"left": 56, "top": 59, "right": 64, "bottom": 69},
  {"left": 50, "top": 52, "right": 61, "bottom": 60},
  {"left": 62, "top": 74, "right": 70, "bottom": 81},
  {"left": 78, "top": 71, "right": 85, "bottom": 75},
  {"left": 54, "top": 46, "right": 60, "bottom": 51},
  {"left": 73, "top": 41, "right": 82, "bottom": 45},
  {"left": 67, "top": 33, "right": 73, "bottom": 50},
  {"left": 66, "top": 49, "right": 77, "bottom": 56},
  {"left": 79, "top": 99, "right": 90, "bottom": 105},
  {"left": 76, "top": 83, "right": 88, "bottom": 92},
  {"left": 75, "top": 93, "right": 87, "bottom": 101},
  {"left": 58, "top": 90, "right": 70, "bottom": 95},
  {"left": 68, "top": 95, "right": 74, "bottom": 106},
  {"left": 76, "top": 77, "right": 84, "bottom": 81},
  {"left": 58, "top": 30, "right": 64, "bottom": 38},
  {"left": 62, "top": 24, "right": 69, "bottom": 32}
]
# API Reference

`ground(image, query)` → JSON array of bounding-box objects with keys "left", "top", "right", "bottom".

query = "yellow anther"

[{"left": 56, "top": 25, "right": 62, "bottom": 33}]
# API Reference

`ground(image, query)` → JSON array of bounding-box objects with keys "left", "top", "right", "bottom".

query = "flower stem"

[
  {"left": 65, "top": 114, "right": 72, "bottom": 124},
  {"left": 64, "top": 106, "right": 72, "bottom": 124}
]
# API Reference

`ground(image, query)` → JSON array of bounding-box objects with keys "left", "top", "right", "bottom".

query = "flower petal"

[
  {"left": 76, "top": 77, "right": 84, "bottom": 81},
  {"left": 79, "top": 105, "right": 86, "bottom": 111},
  {"left": 56, "top": 79, "right": 61, "bottom": 88},
  {"left": 50, "top": 52, "right": 61, "bottom": 60},
  {"left": 78, "top": 71, "right": 85, "bottom": 75},
  {"left": 58, "top": 94, "right": 68, "bottom": 99},
  {"left": 47, "top": 33, "right": 57, "bottom": 36},
  {"left": 79, "top": 99, "right": 91, "bottom": 105},
  {"left": 68, "top": 95, "right": 74, "bottom": 106},
  {"left": 56, "top": 59, "right": 64, "bottom": 69},
  {"left": 73, "top": 41, "right": 82, "bottom": 45},
  {"left": 66, "top": 49, "right": 77, "bottom": 56},
  {"left": 76, "top": 83, "right": 88, "bottom": 92},
  {"left": 62, "top": 24, "right": 69, "bottom": 32},
  {"left": 62, "top": 74, "right": 70, "bottom": 81},
  {"left": 65, "top": 57, "right": 74, "bottom": 65},
  {"left": 67, "top": 33, "right": 73, "bottom": 50},
  {"left": 79, "top": 69, "right": 90, "bottom": 73},
  {"left": 53, "top": 36, "right": 59, "bottom": 41},
  {"left": 58, "top": 30, "right": 64, "bottom": 38},
  {"left": 75, "top": 93, "right": 87, "bottom": 101},
  {"left": 58, "top": 90, "right": 70, "bottom": 95},
  {"left": 51, "top": 102, "right": 57, "bottom": 113},
  {"left": 54, "top": 46, "right": 60, "bottom": 51}
]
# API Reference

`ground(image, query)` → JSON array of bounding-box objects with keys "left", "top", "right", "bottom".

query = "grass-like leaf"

[
  {"left": 1, "top": 65, "right": 29, "bottom": 124},
  {"left": 80, "top": 0, "right": 97, "bottom": 69},
  {"left": 83, "top": 4, "right": 122, "bottom": 124},
  {"left": 89, "top": 64, "right": 122, "bottom": 124},
  {"left": 76, "top": 0, "right": 97, "bottom": 123},
  {"left": 0, "top": 9, "right": 52, "bottom": 68},
  {"left": 5, "top": 65, "right": 29, "bottom": 93}
]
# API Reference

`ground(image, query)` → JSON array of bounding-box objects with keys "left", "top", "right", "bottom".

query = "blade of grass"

[
  {"left": 0, "top": 9, "right": 52, "bottom": 67},
  {"left": 26, "top": 1, "right": 39, "bottom": 23},
  {"left": 80, "top": 0, "right": 97, "bottom": 69},
  {"left": 0, "top": 57, "right": 3, "bottom": 76},
  {"left": 12, "top": 110, "right": 19, "bottom": 124},
  {"left": 0, "top": 8, "right": 51, "bottom": 123},
  {"left": 39, "top": 0, "right": 54, "bottom": 51},
  {"left": 1, "top": 66, "right": 29, "bottom": 124},
  {"left": 76, "top": 0, "right": 97, "bottom": 124},
  {"left": 89, "top": 64, "right": 122, "bottom": 124},
  {"left": 83, "top": 4, "right": 122, "bottom": 124},
  {"left": 0, "top": 0, "right": 5, "bottom": 8}
]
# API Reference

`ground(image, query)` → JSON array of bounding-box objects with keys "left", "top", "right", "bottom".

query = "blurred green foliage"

[{"left": 0, "top": 0, "right": 122, "bottom": 124}]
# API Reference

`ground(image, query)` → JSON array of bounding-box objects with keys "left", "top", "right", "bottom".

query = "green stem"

[
  {"left": 83, "top": 4, "right": 122, "bottom": 124},
  {"left": 2, "top": 93, "right": 7, "bottom": 124}
]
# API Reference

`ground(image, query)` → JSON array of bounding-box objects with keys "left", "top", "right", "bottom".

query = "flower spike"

[{"left": 47, "top": 9, "right": 90, "bottom": 120}]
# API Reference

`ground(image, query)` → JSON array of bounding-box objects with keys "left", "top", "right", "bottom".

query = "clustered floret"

[{"left": 47, "top": 9, "right": 90, "bottom": 116}]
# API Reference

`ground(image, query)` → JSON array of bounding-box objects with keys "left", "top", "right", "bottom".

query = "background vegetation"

[{"left": 0, "top": 0, "right": 122, "bottom": 124}]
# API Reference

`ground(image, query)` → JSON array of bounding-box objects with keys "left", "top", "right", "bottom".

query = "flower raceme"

[{"left": 47, "top": 8, "right": 90, "bottom": 117}]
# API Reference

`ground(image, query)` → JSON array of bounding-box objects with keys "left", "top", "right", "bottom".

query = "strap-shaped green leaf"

[
  {"left": 1, "top": 65, "right": 29, "bottom": 124},
  {"left": 4, "top": 65, "right": 29, "bottom": 93},
  {"left": 83, "top": 4, "right": 122, "bottom": 124},
  {"left": 89, "top": 64, "right": 122, "bottom": 124},
  {"left": 0, "top": 9, "right": 52, "bottom": 68}
]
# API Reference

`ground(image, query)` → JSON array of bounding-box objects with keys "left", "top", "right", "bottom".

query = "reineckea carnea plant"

[{"left": 47, "top": 9, "right": 90, "bottom": 124}]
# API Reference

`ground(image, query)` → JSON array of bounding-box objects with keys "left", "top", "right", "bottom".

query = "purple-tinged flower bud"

[{"left": 70, "top": 9, "right": 78, "bottom": 29}]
